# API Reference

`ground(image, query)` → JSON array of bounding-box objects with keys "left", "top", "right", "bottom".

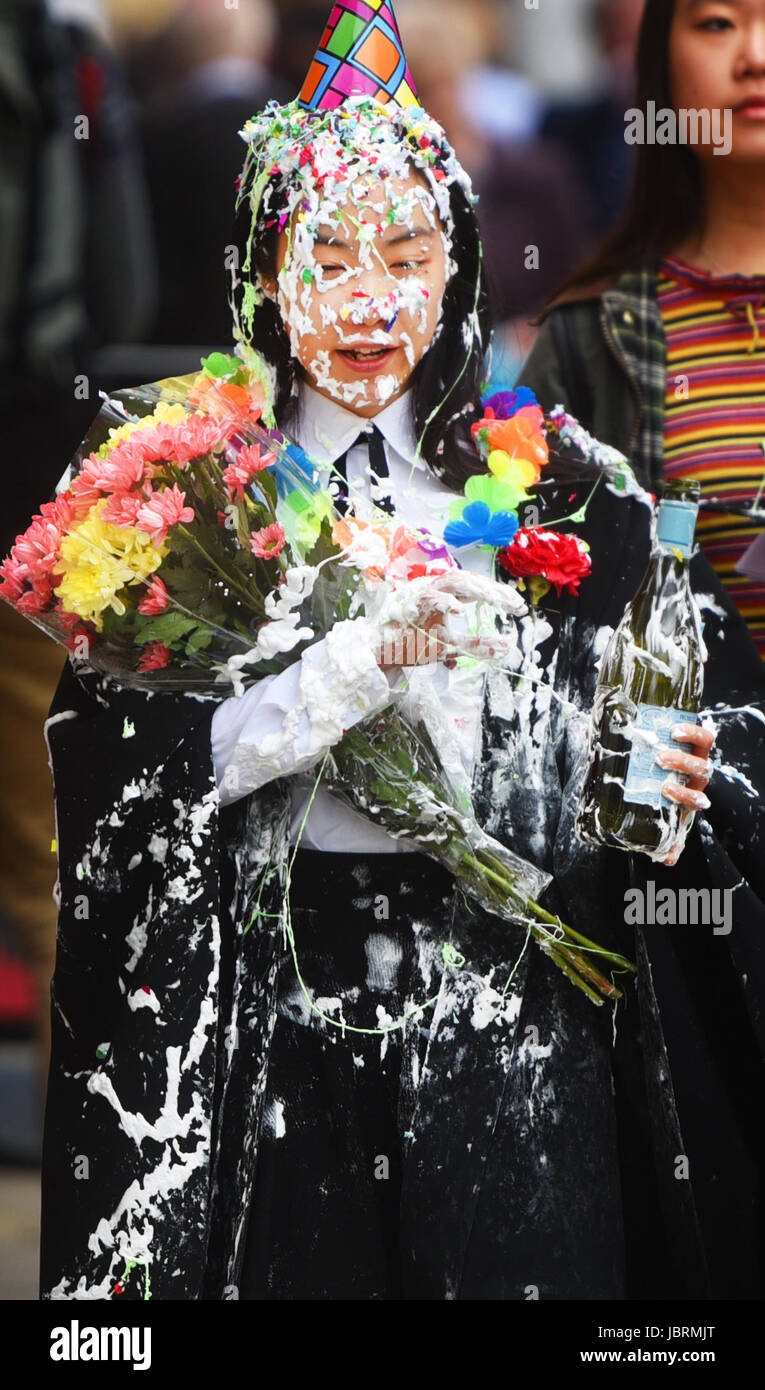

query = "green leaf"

[
  {"left": 185, "top": 626, "right": 215, "bottom": 653},
  {"left": 135, "top": 611, "right": 199, "bottom": 644},
  {"left": 100, "top": 604, "right": 130, "bottom": 640}
]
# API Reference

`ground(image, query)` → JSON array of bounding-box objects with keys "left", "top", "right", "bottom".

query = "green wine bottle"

[{"left": 575, "top": 478, "right": 705, "bottom": 859}]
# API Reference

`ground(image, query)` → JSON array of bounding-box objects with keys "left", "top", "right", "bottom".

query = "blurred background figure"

[
  {"left": 541, "top": 0, "right": 645, "bottom": 239},
  {"left": 396, "top": 0, "right": 593, "bottom": 381},
  {"left": 122, "top": 0, "right": 290, "bottom": 344},
  {"left": 454, "top": 0, "right": 544, "bottom": 144},
  {"left": 268, "top": 0, "right": 332, "bottom": 93},
  {"left": 0, "top": 0, "right": 156, "bottom": 1193}
]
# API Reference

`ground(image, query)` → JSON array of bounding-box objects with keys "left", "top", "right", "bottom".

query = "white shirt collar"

[{"left": 283, "top": 380, "right": 426, "bottom": 470}]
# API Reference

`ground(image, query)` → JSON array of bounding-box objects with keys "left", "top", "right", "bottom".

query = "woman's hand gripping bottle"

[{"left": 575, "top": 479, "right": 705, "bottom": 861}]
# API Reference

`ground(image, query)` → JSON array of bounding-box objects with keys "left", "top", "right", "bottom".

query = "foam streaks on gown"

[{"left": 40, "top": 471, "right": 765, "bottom": 1299}]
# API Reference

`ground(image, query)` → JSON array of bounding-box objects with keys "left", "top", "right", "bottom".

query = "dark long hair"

[
  {"left": 234, "top": 173, "right": 494, "bottom": 491},
  {"left": 535, "top": 0, "right": 706, "bottom": 316}
]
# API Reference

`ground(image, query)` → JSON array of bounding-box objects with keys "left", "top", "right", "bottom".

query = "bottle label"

[{"left": 623, "top": 703, "right": 700, "bottom": 809}]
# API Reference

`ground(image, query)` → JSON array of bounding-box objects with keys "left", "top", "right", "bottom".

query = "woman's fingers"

[
  {"left": 375, "top": 614, "right": 451, "bottom": 667},
  {"left": 661, "top": 842, "right": 683, "bottom": 867},
  {"left": 657, "top": 721, "right": 716, "bottom": 860},
  {"left": 656, "top": 722, "right": 716, "bottom": 791},
  {"left": 661, "top": 778, "right": 710, "bottom": 811},
  {"left": 655, "top": 745, "right": 712, "bottom": 786},
  {"left": 671, "top": 721, "right": 715, "bottom": 755}
]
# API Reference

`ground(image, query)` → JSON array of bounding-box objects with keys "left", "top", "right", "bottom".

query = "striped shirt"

[{"left": 657, "top": 254, "right": 765, "bottom": 656}]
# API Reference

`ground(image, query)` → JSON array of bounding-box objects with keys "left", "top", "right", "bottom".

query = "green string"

[
  {"left": 244, "top": 749, "right": 465, "bottom": 1038},
  {"left": 410, "top": 236, "right": 486, "bottom": 484},
  {"left": 501, "top": 924, "right": 532, "bottom": 998},
  {"left": 536, "top": 471, "right": 604, "bottom": 528},
  {"left": 112, "top": 1255, "right": 152, "bottom": 1301}
]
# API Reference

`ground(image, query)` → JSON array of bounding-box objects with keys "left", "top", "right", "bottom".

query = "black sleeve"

[{"left": 40, "top": 659, "right": 289, "bottom": 1299}]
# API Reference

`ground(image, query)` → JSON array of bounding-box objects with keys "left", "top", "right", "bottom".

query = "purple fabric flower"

[
  {"left": 481, "top": 385, "right": 539, "bottom": 419},
  {"left": 416, "top": 530, "right": 451, "bottom": 561}
]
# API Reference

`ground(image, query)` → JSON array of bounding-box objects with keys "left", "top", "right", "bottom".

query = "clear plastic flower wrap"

[
  {"left": 321, "top": 676, "right": 633, "bottom": 1005},
  {"left": 0, "top": 351, "right": 636, "bottom": 1003}
]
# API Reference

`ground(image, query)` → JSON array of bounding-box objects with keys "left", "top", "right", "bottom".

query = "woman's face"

[
  {"left": 263, "top": 165, "right": 451, "bottom": 417},
  {"left": 669, "top": 0, "right": 765, "bottom": 162}
]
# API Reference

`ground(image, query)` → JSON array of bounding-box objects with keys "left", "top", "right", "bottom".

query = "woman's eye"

[
  {"left": 697, "top": 16, "right": 735, "bottom": 31},
  {"left": 393, "top": 260, "right": 425, "bottom": 272}
]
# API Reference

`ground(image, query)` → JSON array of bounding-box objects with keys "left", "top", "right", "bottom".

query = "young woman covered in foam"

[{"left": 39, "top": 2, "right": 765, "bottom": 1304}]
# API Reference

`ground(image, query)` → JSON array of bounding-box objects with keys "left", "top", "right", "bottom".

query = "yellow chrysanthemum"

[{"left": 53, "top": 498, "right": 167, "bottom": 630}]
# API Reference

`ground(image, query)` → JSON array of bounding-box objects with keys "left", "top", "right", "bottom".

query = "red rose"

[{"left": 497, "top": 528, "right": 591, "bottom": 596}]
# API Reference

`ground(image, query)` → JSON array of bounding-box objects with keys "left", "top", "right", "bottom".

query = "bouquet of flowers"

[{"left": 0, "top": 352, "right": 636, "bottom": 1004}]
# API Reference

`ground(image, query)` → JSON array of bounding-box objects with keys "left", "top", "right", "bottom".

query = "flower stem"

[
  {"left": 175, "top": 523, "right": 264, "bottom": 614},
  {"left": 478, "top": 845, "right": 636, "bottom": 971},
  {"left": 460, "top": 849, "right": 631, "bottom": 1002},
  {"left": 544, "top": 944, "right": 605, "bottom": 1006}
]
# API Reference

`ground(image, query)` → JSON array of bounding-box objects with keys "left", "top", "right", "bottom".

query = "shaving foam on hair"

[{"left": 230, "top": 94, "right": 475, "bottom": 353}]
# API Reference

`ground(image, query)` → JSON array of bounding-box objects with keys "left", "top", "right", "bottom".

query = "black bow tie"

[{"left": 330, "top": 425, "right": 395, "bottom": 517}]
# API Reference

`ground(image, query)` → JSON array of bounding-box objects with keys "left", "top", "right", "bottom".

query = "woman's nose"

[
  {"left": 737, "top": 20, "right": 765, "bottom": 75},
  {"left": 339, "top": 275, "right": 398, "bottom": 325}
]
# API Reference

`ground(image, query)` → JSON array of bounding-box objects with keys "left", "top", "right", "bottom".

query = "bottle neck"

[
  {"left": 636, "top": 542, "right": 693, "bottom": 608},
  {"left": 655, "top": 497, "right": 698, "bottom": 559}
]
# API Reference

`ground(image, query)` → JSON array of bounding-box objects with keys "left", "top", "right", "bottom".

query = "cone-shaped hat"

[{"left": 297, "top": 0, "right": 419, "bottom": 113}]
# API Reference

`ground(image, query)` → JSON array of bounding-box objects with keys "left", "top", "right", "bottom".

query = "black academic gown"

[{"left": 39, "top": 476, "right": 765, "bottom": 1301}]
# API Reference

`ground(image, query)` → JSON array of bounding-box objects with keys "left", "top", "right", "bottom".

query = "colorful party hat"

[{"left": 298, "top": 0, "right": 419, "bottom": 113}]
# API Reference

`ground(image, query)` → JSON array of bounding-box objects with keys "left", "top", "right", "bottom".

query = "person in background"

[
  {"left": 520, "top": 0, "right": 765, "bottom": 660},
  {"left": 268, "top": 0, "right": 330, "bottom": 92},
  {"left": 457, "top": 0, "right": 544, "bottom": 146},
  {"left": 0, "top": 0, "right": 156, "bottom": 1101},
  {"left": 396, "top": 0, "right": 592, "bottom": 381},
  {"left": 541, "top": 0, "right": 645, "bottom": 241},
  {"left": 130, "top": 0, "right": 290, "bottom": 346}
]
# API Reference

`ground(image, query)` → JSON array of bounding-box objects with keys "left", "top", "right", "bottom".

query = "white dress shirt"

[{"left": 210, "top": 381, "right": 494, "bottom": 852}]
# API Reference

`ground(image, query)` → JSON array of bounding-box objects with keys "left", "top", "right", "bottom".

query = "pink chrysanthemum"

[
  {"left": 222, "top": 443, "right": 277, "bottom": 502},
  {"left": 16, "top": 583, "right": 53, "bottom": 614},
  {"left": 0, "top": 554, "right": 28, "bottom": 601},
  {"left": 249, "top": 522, "right": 285, "bottom": 559},
  {"left": 134, "top": 484, "right": 195, "bottom": 545},
  {"left": 137, "top": 574, "right": 169, "bottom": 614},
  {"left": 172, "top": 414, "right": 227, "bottom": 464},
  {"left": 77, "top": 439, "right": 146, "bottom": 494},
  {"left": 100, "top": 492, "right": 143, "bottom": 527},
  {"left": 2, "top": 489, "right": 91, "bottom": 606},
  {"left": 137, "top": 640, "right": 171, "bottom": 671},
  {"left": 11, "top": 515, "right": 64, "bottom": 584},
  {"left": 61, "top": 622, "right": 94, "bottom": 652}
]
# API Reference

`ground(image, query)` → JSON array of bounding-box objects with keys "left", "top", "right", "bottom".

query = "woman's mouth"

[
  {"left": 337, "top": 346, "right": 397, "bottom": 373},
  {"left": 735, "top": 97, "right": 765, "bottom": 118}
]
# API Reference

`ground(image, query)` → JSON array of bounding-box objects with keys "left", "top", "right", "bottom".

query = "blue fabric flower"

[
  {"left": 275, "top": 440, "right": 320, "bottom": 502},
  {"left": 481, "top": 385, "right": 539, "bottom": 418},
  {"left": 284, "top": 442, "right": 315, "bottom": 478},
  {"left": 444, "top": 502, "right": 520, "bottom": 548}
]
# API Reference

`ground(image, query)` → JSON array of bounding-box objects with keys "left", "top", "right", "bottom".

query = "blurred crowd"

[{"left": 0, "top": 0, "right": 645, "bottom": 1155}]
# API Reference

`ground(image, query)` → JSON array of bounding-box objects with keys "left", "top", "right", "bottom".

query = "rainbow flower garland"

[{"left": 442, "top": 384, "right": 592, "bottom": 597}]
